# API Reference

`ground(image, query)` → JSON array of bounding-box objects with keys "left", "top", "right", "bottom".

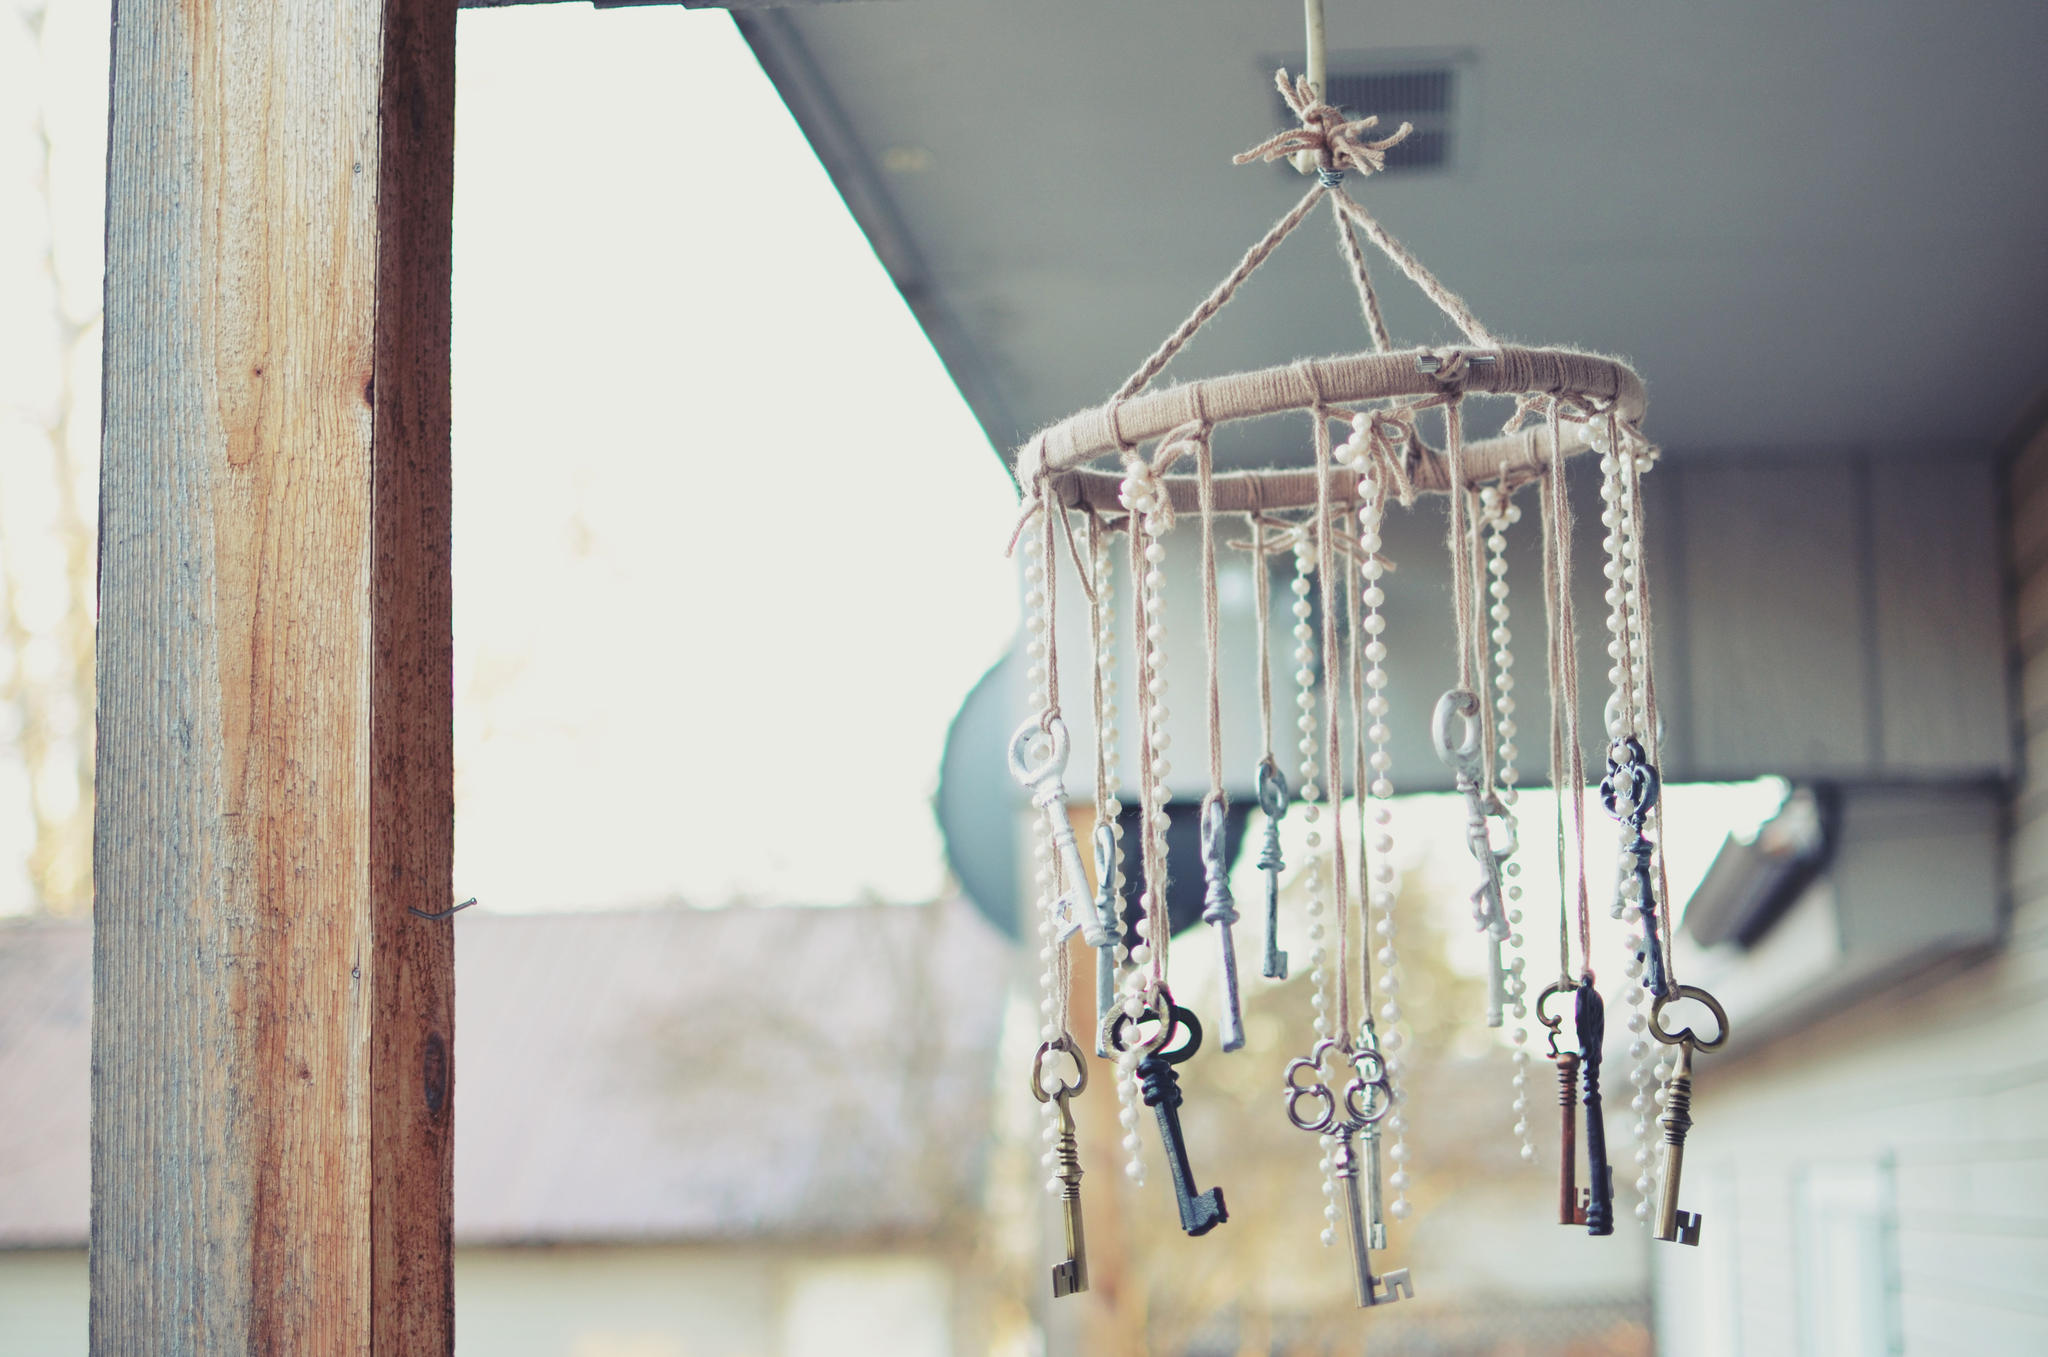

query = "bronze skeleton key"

[
  {"left": 1536, "top": 980, "right": 1587, "bottom": 1226},
  {"left": 1030, "top": 1038, "right": 1091, "bottom": 1296},
  {"left": 1650, "top": 985, "right": 1730, "bottom": 1247}
]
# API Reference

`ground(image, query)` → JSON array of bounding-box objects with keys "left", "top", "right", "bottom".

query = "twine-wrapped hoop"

[{"left": 1019, "top": 344, "right": 1647, "bottom": 517}]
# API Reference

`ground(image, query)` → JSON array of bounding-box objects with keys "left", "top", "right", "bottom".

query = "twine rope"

[
  {"left": 1541, "top": 407, "right": 1593, "bottom": 979},
  {"left": 1308, "top": 391, "right": 1354, "bottom": 1045},
  {"left": 1344, "top": 508, "right": 1375, "bottom": 1012},
  {"left": 1623, "top": 428, "right": 1678, "bottom": 990}
]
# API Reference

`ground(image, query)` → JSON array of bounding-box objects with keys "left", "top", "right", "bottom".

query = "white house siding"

[{"left": 1653, "top": 426, "right": 2048, "bottom": 1355}]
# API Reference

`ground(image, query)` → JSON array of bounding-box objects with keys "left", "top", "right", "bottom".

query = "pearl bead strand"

[
  {"left": 1479, "top": 485, "right": 1537, "bottom": 1166},
  {"left": 1023, "top": 531, "right": 1071, "bottom": 1197},
  {"left": 1355, "top": 455, "right": 1414, "bottom": 1225}
]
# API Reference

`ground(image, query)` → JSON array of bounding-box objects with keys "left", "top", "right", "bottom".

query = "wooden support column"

[{"left": 93, "top": 1, "right": 457, "bottom": 1350}]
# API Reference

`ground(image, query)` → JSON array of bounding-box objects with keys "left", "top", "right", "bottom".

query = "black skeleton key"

[
  {"left": 1576, "top": 981, "right": 1615, "bottom": 1236},
  {"left": 1602, "top": 736, "right": 1670, "bottom": 999},
  {"left": 1256, "top": 759, "right": 1289, "bottom": 980},
  {"left": 1112, "top": 1000, "right": 1228, "bottom": 1236}
]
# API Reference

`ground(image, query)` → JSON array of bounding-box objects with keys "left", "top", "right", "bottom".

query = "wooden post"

[{"left": 93, "top": 1, "right": 457, "bottom": 1350}]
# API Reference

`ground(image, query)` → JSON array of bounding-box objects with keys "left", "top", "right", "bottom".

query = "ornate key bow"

[
  {"left": 1283, "top": 1039, "right": 1413, "bottom": 1308},
  {"left": 1648, "top": 984, "right": 1729, "bottom": 1246},
  {"left": 1008, "top": 716, "right": 1094, "bottom": 941},
  {"left": 1601, "top": 734, "right": 1670, "bottom": 998}
]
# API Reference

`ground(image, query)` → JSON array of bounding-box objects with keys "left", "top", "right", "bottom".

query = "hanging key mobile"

[{"left": 1283, "top": 1037, "right": 1414, "bottom": 1307}]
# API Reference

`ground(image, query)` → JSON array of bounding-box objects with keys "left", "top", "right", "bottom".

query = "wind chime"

[{"left": 1006, "top": 19, "right": 1729, "bottom": 1311}]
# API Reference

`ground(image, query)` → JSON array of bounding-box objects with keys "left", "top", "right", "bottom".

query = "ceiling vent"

[{"left": 1276, "top": 63, "right": 1459, "bottom": 173}]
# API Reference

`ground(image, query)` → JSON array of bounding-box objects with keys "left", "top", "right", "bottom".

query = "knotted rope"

[{"left": 1234, "top": 69, "right": 1415, "bottom": 182}]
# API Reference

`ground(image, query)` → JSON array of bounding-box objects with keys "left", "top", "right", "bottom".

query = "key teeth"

[
  {"left": 1673, "top": 1210, "right": 1702, "bottom": 1247},
  {"left": 1265, "top": 950, "right": 1289, "bottom": 980},
  {"left": 1051, "top": 1261, "right": 1086, "bottom": 1297},
  {"left": 1186, "top": 1188, "right": 1228, "bottom": 1236},
  {"left": 1376, "top": 1269, "right": 1413, "bottom": 1304}
]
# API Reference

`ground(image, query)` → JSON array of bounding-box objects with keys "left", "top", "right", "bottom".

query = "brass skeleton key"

[
  {"left": 1650, "top": 985, "right": 1729, "bottom": 1247},
  {"left": 1031, "top": 1038, "right": 1090, "bottom": 1296}
]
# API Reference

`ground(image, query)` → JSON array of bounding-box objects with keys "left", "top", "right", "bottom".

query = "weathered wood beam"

[{"left": 94, "top": 1, "right": 456, "bottom": 1350}]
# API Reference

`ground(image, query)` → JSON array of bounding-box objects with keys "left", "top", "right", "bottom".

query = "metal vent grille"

[{"left": 1283, "top": 66, "right": 1456, "bottom": 172}]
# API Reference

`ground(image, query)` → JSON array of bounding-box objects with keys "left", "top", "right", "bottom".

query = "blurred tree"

[{"left": 0, "top": 2, "right": 97, "bottom": 915}]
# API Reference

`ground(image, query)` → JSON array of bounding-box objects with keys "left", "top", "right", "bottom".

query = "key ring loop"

[
  {"left": 1282, "top": 1038, "right": 1390, "bottom": 1135},
  {"left": 1431, "top": 688, "right": 1485, "bottom": 780},
  {"left": 1534, "top": 977, "right": 1576, "bottom": 1058},
  {"left": 1030, "top": 1034, "right": 1089, "bottom": 1103},
  {"left": 1103, "top": 987, "right": 1189, "bottom": 1060},
  {"left": 1008, "top": 716, "right": 1072, "bottom": 796},
  {"left": 1649, "top": 984, "right": 1729, "bottom": 1052}
]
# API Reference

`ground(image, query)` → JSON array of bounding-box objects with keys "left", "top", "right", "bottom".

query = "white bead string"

[
  {"left": 1022, "top": 528, "right": 1071, "bottom": 1196},
  {"left": 1352, "top": 448, "right": 1413, "bottom": 1225},
  {"left": 1479, "top": 485, "right": 1537, "bottom": 1167},
  {"left": 1284, "top": 519, "right": 1342, "bottom": 1243}
]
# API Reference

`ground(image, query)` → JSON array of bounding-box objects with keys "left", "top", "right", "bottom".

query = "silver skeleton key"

[
  {"left": 1432, "top": 689, "right": 1519, "bottom": 1027},
  {"left": 1256, "top": 759, "right": 1289, "bottom": 980},
  {"left": 1356, "top": 1024, "right": 1389, "bottom": 1250},
  {"left": 1089, "top": 822, "right": 1120, "bottom": 1057},
  {"left": 1009, "top": 717, "right": 1094, "bottom": 941},
  {"left": 1199, "top": 798, "right": 1246, "bottom": 1052},
  {"left": 1284, "top": 1039, "right": 1414, "bottom": 1309}
]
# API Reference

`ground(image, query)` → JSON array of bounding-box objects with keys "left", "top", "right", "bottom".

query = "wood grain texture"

[{"left": 93, "top": 1, "right": 455, "bottom": 1350}]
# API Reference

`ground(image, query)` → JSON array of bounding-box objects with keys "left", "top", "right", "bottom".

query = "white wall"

[{"left": 1652, "top": 424, "right": 2048, "bottom": 1355}]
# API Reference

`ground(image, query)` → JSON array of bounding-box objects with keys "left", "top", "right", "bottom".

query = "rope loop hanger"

[{"left": 1012, "top": 55, "right": 1656, "bottom": 520}]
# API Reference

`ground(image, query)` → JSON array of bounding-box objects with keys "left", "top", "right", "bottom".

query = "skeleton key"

[
  {"left": 1008, "top": 716, "right": 1092, "bottom": 941},
  {"left": 1602, "top": 735, "right": 1670, "bottom": 999},
  {"left": 1650, "top": 985, "right": 1730, "bottom": 1247},
  {"left": 1199, "top": 798, "right": 1246, "bottom": 1052},
  {"left": 1576, "top": 980, "right": 1615, "bottom": 1236},
  {"left": 1108, "top": 998, "right": 1228, "bottom": 1236},
  {"left": 1256, "top": 759, "right": 1290, "bottom": 980},
  {"left": 1089, "top": 823, "right": 1121, "bottom": 1057},
  {"left": 1030, "top": 1037, "right": 1091, "bottom": 1296},
  {"left": 1535, "top": 980, "right": 1587, "bottom": 1226},
  {"left": 1356, "top": 1023, "right": 1389, "bottom": 1250},
  {"left": 1432, "top": 690, "right": 1519, "bottom": 1026},
  {"left": 1283, "top": 1038, "right": 1413, "bottom": 1308}
]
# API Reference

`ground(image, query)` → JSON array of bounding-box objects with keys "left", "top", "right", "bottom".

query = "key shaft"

[
  {"left": 1256, "top": 761, "right": 1290, "bottom": 979},
  {"left": 1137, "top": 1045, "right": 1228, "bottom": 1235},
  {"left": 1556, "top": 1051, "right": 1585, "bottom": 1226},
  {"left": 1199, "top": 799, "right": 1246, "bottom": 1052},
  {"left": 1090, "top": 823, "right": 1120, "bottom": 1057},
  {"left": 1577, "top": 984, "right": 1615, "bottom": 1236},
  {"left": 1654, "top": 1041, "right": 1702, "bottom": 1245},
  {"left": 1049, "top": 1090, "right": 1090, "bottom": 1295}
]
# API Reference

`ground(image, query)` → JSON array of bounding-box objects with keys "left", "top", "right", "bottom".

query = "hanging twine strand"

[
  {"left": 1344, "top": 510, "right": 1374, "bottom": 1013},
  {"left": 1443, "top": 398, "right": 1478, "bottom": 691},
  {"left": 1542, "top": 408, "right": 1593, "bottom": 978},
  {"left": 1197, "top": 431, "right": 1226, "bottom": 802},
  {"left": 1307, "top": 392, "right": 1353, "bottom": 1046},
  {"left": 1333, "top": 201, "right": 1393, "bottom": 353},
  {"left": 1622, "top": 423, "right": 1678, "bottom": 992}
]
